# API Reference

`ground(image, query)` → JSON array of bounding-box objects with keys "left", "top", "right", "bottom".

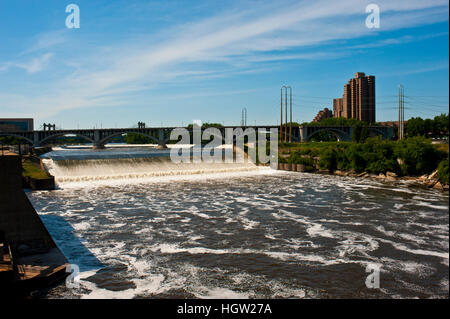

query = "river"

[{"left": 27, "top": 146, "right": 449, "bottom": 298}]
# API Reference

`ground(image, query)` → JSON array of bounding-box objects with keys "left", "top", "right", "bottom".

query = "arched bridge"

[
  {"left": 299, "top": 125, "right": 394, "bottom": 142},
  {"left": 0, "top": 126, "right": 282, "bottom": 149},
  {"left": 0, "top": 128, "right": 175, "bottom": 149},
  {"left": 0, "top": 125, "right": 393, "bottom": 148}
]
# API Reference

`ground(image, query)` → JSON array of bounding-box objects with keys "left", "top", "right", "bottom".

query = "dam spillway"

[{"left": 40, "top": 146, "right": 259, "bottom": 184}]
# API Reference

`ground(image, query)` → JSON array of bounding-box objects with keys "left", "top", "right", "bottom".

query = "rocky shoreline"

[{"left": 276, "top": 163, "right": 449, "bottom": 192}]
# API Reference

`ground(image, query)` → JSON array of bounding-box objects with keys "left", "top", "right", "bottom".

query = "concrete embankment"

[{"left": 0, "top": 156, "right": 68, "bottom": 296}]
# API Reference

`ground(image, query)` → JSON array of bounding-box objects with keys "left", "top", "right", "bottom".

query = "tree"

[
  {"left": 433, "top": 113, "right": 449, "bottom": 136},
  {"left": 405, "top": 117, "right": 425, "bottom": 137},
  {"left": 125, "top": 133, "right": 153, "bottom": 144},
  {"left": 352, "top": 122, "right": 369, "bottom": 142},
  {"left": 394, "top": 136, "right": 440, "bottom": 175}
]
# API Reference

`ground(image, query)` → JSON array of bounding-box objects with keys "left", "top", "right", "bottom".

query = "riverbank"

[
  {"left": 21, "top": 156, "right": 55, "bottom": 190},
  {"left": 276, "top": 162, "right": 449, "bottom": 191},
  {"left": 277, "top": 137, "right": 449, "bottom": 192}
]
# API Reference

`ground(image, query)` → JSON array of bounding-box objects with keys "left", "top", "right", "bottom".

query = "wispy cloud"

[
  {"left": 1, "top": 0, "right": 448, "bottom": 121},
  {"left": 0, "top": 53, "right": 54, "bottom": 73},
  {"left": 19, "top": 30, "right": 68, "bottom": 55},
  {"left": 379, "top": 61, "right": 449, "bottom": 77},
  {"left": 346, "top": 31, "right": 449, "bottom": 49}
]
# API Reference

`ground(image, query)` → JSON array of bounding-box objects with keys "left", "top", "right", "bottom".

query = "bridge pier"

[
  {"left": 33, "top": 132, "right": 40, "bottom": 147},
  {"left": 93, "top": 142, "right": 105, "bottom": 150},
  {"left": 156, "top": 129, "right": 168, "bottom": 149},
  {"left": 92, "top": 130, "right": 105, "bottom": 149}
]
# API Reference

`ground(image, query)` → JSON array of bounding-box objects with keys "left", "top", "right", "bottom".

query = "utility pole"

[
  {"left": 280, "top": 86, "right": 293, "bottom": 143},
  {"left": 285, "top": 87, "right": 287, "bottom": 143},
  {"left": 241, "top": 107, "right": 247, "bottom": 126},
  {"left": 280, "top": 88, "right": 283, "bottom": 143},
  {"left": 398, "top": 85, "right": 404, "bottom": 140},
  {"left": 289, "top": 88, "right": 292, "bottom": 143}
]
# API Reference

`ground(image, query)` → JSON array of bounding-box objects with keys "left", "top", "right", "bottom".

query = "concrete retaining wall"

[{"left": 0, "top": 156, "right": 62, "bottom": 256}]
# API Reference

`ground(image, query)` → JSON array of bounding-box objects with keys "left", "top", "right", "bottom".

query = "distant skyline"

[{"left": 0, "top": 0, "right": 448, "bottom": 129}]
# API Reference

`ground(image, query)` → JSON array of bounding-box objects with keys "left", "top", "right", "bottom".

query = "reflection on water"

[{"left": 27, "top": 165, "right": 449, "bottom": 299}]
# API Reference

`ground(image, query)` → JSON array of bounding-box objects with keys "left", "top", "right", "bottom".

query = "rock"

[
  {"left": 362, "top": 173, "right": 370, "bottom": 178},
  {"left": 385, "top": 175, "right": 397, "bottom": 181},
  {"left": 443, "top": 184, "right": 449, "bottom": 191},
  {"left": 377, "top": 173, "right": 386, "bottom": 179},
  {"left": 334, "top": 170, "right": 345, "bottom": 176},
  {"left": 386, "top": 171, "right": 397, "bottom": 178},
  {"left": 428, "top": 170, "right": 439, "bottom": 180},
  {"left": 419, "top": 175, "right": 428, "bottom": 181},
  {"left": 433, "top": 182, "right": 443, "bottom": 190},
  {"left": 427, "top": 180, "right": 438, "bottom": 188},
  {"left": 356, "top": 172, "right": 367, "bottom": 177}
]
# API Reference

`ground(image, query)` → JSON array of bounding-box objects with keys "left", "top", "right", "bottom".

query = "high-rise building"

[
  {"left": 313, "top": 107, "right": 333, "bottom": 122},
  {"left": 333, "top": 72, "right": 375, "bottom": 123},
  {"left": 333, "top": 98, "right": 343, "bottom": 118}
]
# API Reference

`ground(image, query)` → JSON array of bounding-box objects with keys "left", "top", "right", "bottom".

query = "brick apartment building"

[
  {"left": 313, "top": 107, "right": 333, "bottom": 122},
  {"left": 333, "top": 72, "right": 375, "bottom": 123}
]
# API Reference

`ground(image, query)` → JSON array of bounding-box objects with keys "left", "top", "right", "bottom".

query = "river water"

[{"left": 27, "top": 147, "right": 449, "bottom": 298}]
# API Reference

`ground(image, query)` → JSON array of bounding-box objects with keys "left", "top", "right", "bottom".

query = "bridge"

[
  {"left": 0, "top": 126, "right": 281, "bottom": 149},
  {"left": 0, "top": 125, "right": 393, "bottom": 148},
  {"left": 299, "top": 125, "right": 393, "bottom": 142}
]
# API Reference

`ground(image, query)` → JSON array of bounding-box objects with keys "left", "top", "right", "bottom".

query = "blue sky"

[{"left": 0, "top": 0, "right": 448, "bottom": 129}]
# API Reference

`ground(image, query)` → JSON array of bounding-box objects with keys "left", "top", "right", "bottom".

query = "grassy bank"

[
  {"left": 279, "top": 137, "right": 449, "bottom": 185},
  {"left": 21, "top": 158, "right": 51, "bottom": 180}
]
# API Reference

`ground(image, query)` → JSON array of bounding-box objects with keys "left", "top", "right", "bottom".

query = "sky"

[{"left": 0, "top": 0, "right": 448, "bottom": 129}]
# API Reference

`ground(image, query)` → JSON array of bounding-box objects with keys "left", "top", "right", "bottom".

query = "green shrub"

[
  {"left": 288, "top": 151, "right": 315, "bottom": 166},
  {"left": 362, "top": 137, "right": 399, "bottom": 174},
  {"left": 437, "top": 158, "right": 449, "bottom": 184},
  {"left": 278, "top": 155, "right": 287, "bottom": 164},
  {"left": 394, "top": 136, "right": 440, "bottom": 176},
  {"left": 282, "top": 137, "right": 443, "bottom": 177},
  {"left": 318, "top": 147, "right": 337, "bottom": 171},
  {"left": 347, "top": 144, "right": 366, "bottom": 172}
]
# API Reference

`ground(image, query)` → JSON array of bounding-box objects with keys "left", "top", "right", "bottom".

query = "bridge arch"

[
  {"left": 99, "top": 131, "right": 159, "bottom": 145},
  {"left": 306, "top": 128, "right": 351, "bottom": 142},
  {"left": 39, "top": 133, "right": 95, "bottom": 146},
  {"left": 366, "top": 127, "right": 388, "bottom": 138},
  {"left": 0, "top": 133, "right": 34, "bottom": 145}
]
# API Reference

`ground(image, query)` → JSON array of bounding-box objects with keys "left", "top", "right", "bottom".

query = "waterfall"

[{"left": 41, "top": 147, "right": 259, "bottom": 183}]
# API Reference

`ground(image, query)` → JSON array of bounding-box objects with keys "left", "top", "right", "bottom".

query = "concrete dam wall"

[{"left": 0, "top": 156, "right": 68, "bottom": 292}]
